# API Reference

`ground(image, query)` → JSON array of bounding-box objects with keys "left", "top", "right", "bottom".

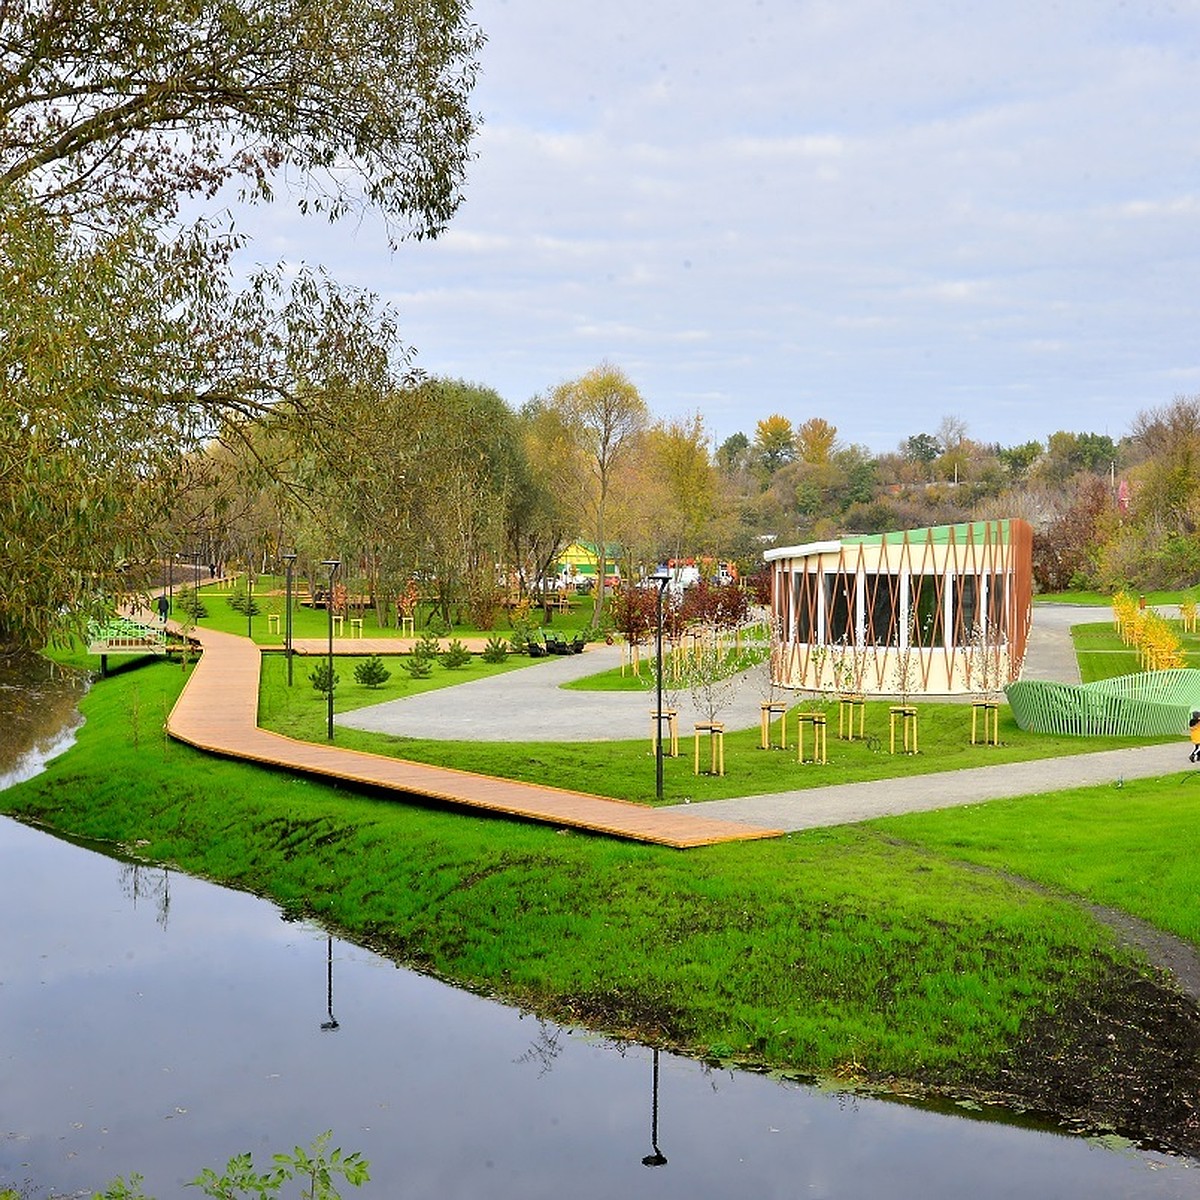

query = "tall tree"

[
  {"left": 1, "top": 0, "right": 482, "bottom": 234},
  {"left": 795, "top": 417, "right": 839, "bottom": 466},
  {"left": 547, "top": 365, "right": 648, "bottom": 625},
  {"left": 752, "top": 414, "right": 796, "bottom": 477},
  {"left": 0, "top": 0, "right": 483, "bottom": 652}
]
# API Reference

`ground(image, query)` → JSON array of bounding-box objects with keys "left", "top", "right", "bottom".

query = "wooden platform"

[{"left": 166, "top": 627, "right": 781, "bottom": 849}]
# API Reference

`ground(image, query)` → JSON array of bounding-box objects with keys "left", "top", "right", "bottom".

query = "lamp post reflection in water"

[
  {"left": 320, "top": 934, "right": 339, "bottom": 1031},
  {"left": 641, "top": 1048, "right": 667, "bottom": 1167}
]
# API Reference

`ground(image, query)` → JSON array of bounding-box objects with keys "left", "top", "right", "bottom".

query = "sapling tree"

[{"left": 353, "top": 656, "right": 391, "bottom": 689}]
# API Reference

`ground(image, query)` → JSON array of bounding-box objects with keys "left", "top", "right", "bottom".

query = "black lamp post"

[
  {"left": 281, "top": 551, "right": 297, "bottom": 686},
  {"left": 320, "top": 559, "right": 340, "bottom": 740},
  {"left": 652, "top": 566, "right": 671, "bottom": 802}
]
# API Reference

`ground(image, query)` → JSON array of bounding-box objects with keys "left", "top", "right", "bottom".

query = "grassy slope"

[{"left": 1, "top": 654, "right": 1153, "bottom": 1090}]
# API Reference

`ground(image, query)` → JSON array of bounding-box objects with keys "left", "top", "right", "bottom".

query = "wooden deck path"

[{"left": 166, "top": 627, "right": 782, "bottom": 849}]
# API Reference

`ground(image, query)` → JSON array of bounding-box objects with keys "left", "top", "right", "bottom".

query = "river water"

[{"left": 1, "top": 679, "right": 1198, "bottom": 1198}]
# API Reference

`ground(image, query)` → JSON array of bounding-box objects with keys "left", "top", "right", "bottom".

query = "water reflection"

[
  {"left": 2, "top": 815, "right": 1197, "bottom": 1199},
  {"left": 321, "top": 934, "right": 340, "bottom": 1032},
  {"left": 0, "top": 654, "right": 87, "bottom": 788},
  {"left": 642, "top": 1049, "right": 668, "bottom": 1169}
]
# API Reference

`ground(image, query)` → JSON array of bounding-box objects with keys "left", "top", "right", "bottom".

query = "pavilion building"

[{"left": 763, "top": 519, "right": 1034, "bottom": 696}]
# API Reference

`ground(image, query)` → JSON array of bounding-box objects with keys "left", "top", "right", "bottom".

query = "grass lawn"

[
  {"left": 1038, "top": 589, "right": 1200, "bottom": 607},
  {"left": 256, "top": 650, "right": 1169, "bottom": 806},
  {"left": 172, "top": 577, "right": 599, "bottom": 645},
  {"left": 13, "top": 635, "right": 1200, "bottom": 1151},
  {"left": 0, "top": 654, "right": 1147, "bottom": 1086},
  {"left": 1072, "top": 620, "right": 1200, "bottom": 682}
]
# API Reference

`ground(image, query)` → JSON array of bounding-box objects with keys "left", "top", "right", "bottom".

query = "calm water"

[{"left": 1, "top": 677, "right": 1198, "bottom": 1198}]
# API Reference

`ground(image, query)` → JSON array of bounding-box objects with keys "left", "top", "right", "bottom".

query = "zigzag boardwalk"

[{"left": 166, "top": 628, "right": 781, "bottom": 849}]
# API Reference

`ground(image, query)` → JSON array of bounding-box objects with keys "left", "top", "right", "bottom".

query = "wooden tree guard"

[
  {"left": 889, "top": 706, "right": 918, "bottom": 754},
  {"left": 759, "top": 701, "right": 787, "bottom": 749},
  {"left": 693, "top": 721, "right": 725, "bottom": 776},
  {"left": 796, "top": 711, "right": 827, "bottom": 764},
  {"left": 837, "top": 693, "right": 866, "bottom": 740},
  {"left": 971, "top": 700, "right": 1000, "bottom": 745},
  {"left": 650, "top": 708, "right": 680, "bottom": 757}
]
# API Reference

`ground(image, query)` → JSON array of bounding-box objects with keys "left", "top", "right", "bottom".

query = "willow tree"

[{"left": 0, "top": 0, "right": 483, "bottom": 653}]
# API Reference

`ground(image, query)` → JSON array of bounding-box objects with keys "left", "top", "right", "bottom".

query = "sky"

[{"left": 230, "top": 0, "right": 1200, "bottom": 455}]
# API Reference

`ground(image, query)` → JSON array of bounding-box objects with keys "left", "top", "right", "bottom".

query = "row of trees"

[{"left": 6, "top": 2, "right": 1199, "bottom": 654}]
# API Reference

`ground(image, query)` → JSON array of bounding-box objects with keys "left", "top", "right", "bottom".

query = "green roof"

[{"left": 842, "top": 520, "right": 1014, "bottom": 547}]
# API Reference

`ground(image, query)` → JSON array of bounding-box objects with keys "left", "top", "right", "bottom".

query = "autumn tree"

[
  {"left": 547, "top": 365, "right": 648, "bottom": 626},
  {"left": 795, "top": 417, "right": 839, "bottom": 466},
  {"left": 752, "top": 414, "right": 796, "bottom": 477}
]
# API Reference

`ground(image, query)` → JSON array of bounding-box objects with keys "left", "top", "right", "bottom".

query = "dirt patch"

[{"left": 973, "top": 960, "right": 1200, "bottom": 1156}]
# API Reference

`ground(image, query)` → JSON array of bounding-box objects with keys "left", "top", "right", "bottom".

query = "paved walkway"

[
  {"left": 338, "top": 602, "right": 1191, "bottom": 835},
  {"left": 160, "top": 600, "right": 1188, "bottom": 842}
]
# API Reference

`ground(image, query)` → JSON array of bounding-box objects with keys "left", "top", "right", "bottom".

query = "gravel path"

[{"left": 340, "top": 603, "right": 1191, "bottom": 834}]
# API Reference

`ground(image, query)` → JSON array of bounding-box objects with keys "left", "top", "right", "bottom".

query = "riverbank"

[{"left": 7, "top": 656, "right": 1200, "bottom": 1158}]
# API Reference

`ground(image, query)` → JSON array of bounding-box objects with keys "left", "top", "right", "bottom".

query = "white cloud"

[{"left": 214, "top": 0, "right": 1200, "bottom": 450}]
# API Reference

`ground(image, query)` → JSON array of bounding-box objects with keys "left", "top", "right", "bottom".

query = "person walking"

[
  {"left": 1189, "top": 711, "right": 1200, "bottom": 763},
  {"left": 156, "top": 593, "right": 170, "bottom": 623}
]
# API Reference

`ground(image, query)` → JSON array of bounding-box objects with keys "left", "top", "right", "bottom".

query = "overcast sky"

[{"left": 235, "top": 0, "right": 1200, "bottom": 455}]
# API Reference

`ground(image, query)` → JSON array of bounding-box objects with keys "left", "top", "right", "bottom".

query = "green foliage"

[
  {"left": 176, "top": 587, "right": 209, "bottom": 620},
  {"left": 309, "top": 662, "right": 339, "bottom": 696},
  {"left": 438, "top": 638, "right": 472, "bottom": 669},
  {"left": 93, "top": 1133, "right": 368, "bottom": 1200},
  {"left": 411, "top": 630, "right": 442, "bottom": 661},
  {"left": 400, "top": 655, "right": 433, "bottom": 679},
  {"left": 227, "top": 581, "right": 261, "bottom": 617},
  {"left": 426, "top": 614, "right": 451, "bottom": 638},
  {"left": 481, "top": 635, "right": 510, "bottom": 663},
  {"left": 352, "top": 655, "right": 391, "bottom": 689}
]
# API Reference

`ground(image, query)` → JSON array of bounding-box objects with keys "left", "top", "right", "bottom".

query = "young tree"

[{"left": 752, "top": 414, "right": 796, "bottom": 477}]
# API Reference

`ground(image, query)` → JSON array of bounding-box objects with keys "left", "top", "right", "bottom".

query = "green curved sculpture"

[{"left": 1005, "top": 670, "right": 1200, "bottom": 737}]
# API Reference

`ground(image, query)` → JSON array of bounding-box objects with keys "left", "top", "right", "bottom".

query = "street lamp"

[
  {"left": 246, "top": 569, "right": 255, "bottom": 640},
  {"left": 320, "top": 559, "right": 340, "bottom": 740},
  {"left": 652, "top": 565, "right": 671, "bottom": 802},
  {"left": 281, "top": 551, "right": 298, "bottom": 686}
]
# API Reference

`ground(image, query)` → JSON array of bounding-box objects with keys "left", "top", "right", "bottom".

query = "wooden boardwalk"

[{"left": 166, "top": 627, "right": 781, "bottom": 849}]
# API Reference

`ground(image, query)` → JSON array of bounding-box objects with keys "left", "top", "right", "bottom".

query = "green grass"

[
  {"left": 873, "top": 772, "right": 1200, "bottom": 946},
  {"left": 169, "top": 577, "right": 599, "bottom": 645},
  {"left": 1039, "top": 588, "right": 1200, "bottom": 607},
  {"left": 1072, "top": 620, "right": 1200, "bottom": 682},
  {"left": 255, "top": 652, "right": 1168, "bottom": 806},
  {"left": 2, "top": 655, "right": 1139, "bottom": 1085}
]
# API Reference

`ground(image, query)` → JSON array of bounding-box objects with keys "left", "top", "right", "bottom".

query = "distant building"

[
  {"left": 764, "top": 520, "right": 1033, "bottom": 696},
  {"left": 556, "top": 541, "right": 621, "bottom": 586}
]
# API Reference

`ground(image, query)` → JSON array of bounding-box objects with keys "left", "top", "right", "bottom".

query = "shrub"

[
  {"left": 227, "top": 581, "right": 260, "bottom": 616},
  {"left": 176, "top": 587, "right": 208, "bottom": 619},
  {"left": 400, "top": 655, "right": 432, "bottom": 679},
  {"left": 481, "top": 635, "right": 510, "bottom": 663},
  {"left": 439, "top": 638, "right": 472, "bottom": 669},
  {"left": 309, "top": 662, "right": 338, "bottom": 696},
  {"left": 353, "top": 656, "right": 391, "bottom": 689},
  {"left": 412, "top": 630, "right": 441, "bottom": 661}
]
